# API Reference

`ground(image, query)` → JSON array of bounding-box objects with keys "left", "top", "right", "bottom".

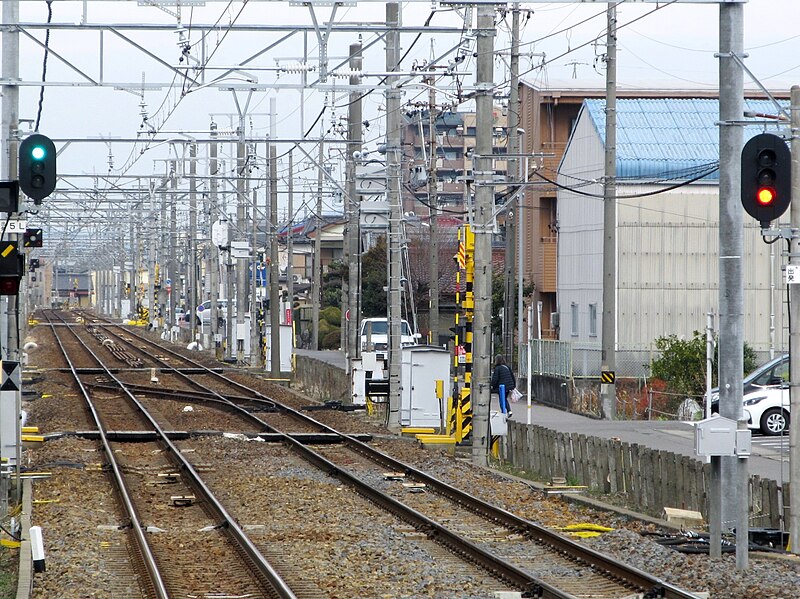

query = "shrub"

[
  {"left": 321, "top": 330, "right": 341, "bottom": 349},
  {"left": 651, "top": 331, "right": 759, "bottom": 398}
]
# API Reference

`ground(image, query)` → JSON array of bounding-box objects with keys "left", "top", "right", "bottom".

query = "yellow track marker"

[
  {"left": 415, "top": 434, "right": 456, "bottom": 445},
  {"left": 560, "top": 523, "right": 614, "bottom": 533},
  {"left": 401, "top": 427, "right": 437, "bottom": 435}
]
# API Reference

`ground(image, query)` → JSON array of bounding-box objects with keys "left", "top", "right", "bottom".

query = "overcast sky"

[{"left": 5, "top": 0, "right": 799, "bottom": 229}]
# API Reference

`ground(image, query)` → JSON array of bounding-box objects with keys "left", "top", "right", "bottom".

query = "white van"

[{"left": 359, "top": 317, "right": 419, "bottom": 358}]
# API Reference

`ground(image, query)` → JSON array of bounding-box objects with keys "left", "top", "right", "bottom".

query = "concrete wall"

[{"left": 293, "top": 354, "right": 350, "bottom": 403}]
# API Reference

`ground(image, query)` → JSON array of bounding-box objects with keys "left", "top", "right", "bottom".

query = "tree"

[
  {"left": 360, "top": 236, "right": 388, "bottom": 317},
  {"left": 322, "top": 259, "right": 345, "bottom": 309}
]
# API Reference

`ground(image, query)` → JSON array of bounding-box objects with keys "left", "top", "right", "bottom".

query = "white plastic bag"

[{"left": 510, "top": 388, "right": 523, "bottom": 403}]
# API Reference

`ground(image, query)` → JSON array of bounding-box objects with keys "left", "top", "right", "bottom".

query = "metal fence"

[{"left": 524, "top": 340, "right": 655, "bottom": 380}]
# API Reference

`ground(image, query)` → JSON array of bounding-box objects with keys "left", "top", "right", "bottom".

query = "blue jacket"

[{"left": 491, "top": 363, "right": 516, "bottom": 393}]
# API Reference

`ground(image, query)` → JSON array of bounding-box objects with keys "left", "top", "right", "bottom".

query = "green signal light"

[{"left": 31, "top": 146, "right": 45, "bottom": 160}]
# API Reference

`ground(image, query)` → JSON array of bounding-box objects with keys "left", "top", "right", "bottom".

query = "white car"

[
  {"left": 742, "top": 387, "right": 789, "bottom": 436},
  {"left": 195, "top": 299, "right": 234, "bottom": 326}
]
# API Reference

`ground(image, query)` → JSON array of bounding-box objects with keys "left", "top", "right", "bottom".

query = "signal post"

[{"left": 790, "top": 85, "right": 800, "bottom": 556}]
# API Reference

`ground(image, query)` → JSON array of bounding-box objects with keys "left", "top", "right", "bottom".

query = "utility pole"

[
  {"left": 504, "top": 3, "right": 520, "bottom": 364},
  {"left": 787, "top": 84, "right": 799, "bottom": 556},
  {"left": 2, "top": 0, "right": 19, "bottom": 367},
  {"left": 386, "top": 2, "right": 403, "bottom": 430},
  {"left": 270, "top": 143, "right": 280, "bottom": 377},
  {"left": 600, "top": 3, "right": 617, "bottom": 421},
  {"left": 159, "top": 178, "right": 168, "bottom": 329},
  {"left": 427, "top": 72, "right": 440, "bottom": 346},
  {"left": 345, "top": 40, "right": 363, "bottom": 379},
  {"left": 208, "top": 123, "right": 221, "bottom": 358},
  {"left": 471, "top": 3, "right": 495, "bottom": 466},
  {"left": 287, "top": 151, "right": 294, "bottom": 343},
  {"left": 169, "top": 159, "right": 177, "bottom": 331},
  {"left": 717, "top": 1, "right": 746, "bottom": 569},
  {"left": 236, "top": 123, "right": 248, "bottom": 362},
  {"left": 148, "top": 180, "right": 157, "bottom": 329},
  {"left": 312, "top": 137, "right": 323, "bottom": 351},
  {"left": 250, "top": 178, "right": 260, "bottom": 367},
  {"left": 189, "top": 143, "right": 198, "bottom": 344}
]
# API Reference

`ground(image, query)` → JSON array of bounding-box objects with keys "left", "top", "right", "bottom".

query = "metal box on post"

[{"left": 695, "top": 415, "right": 738, "bottom": 457}]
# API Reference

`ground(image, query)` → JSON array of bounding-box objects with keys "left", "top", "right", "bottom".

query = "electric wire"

[{"left": 34, "top": 0, "right": 54, "bottom": 132}]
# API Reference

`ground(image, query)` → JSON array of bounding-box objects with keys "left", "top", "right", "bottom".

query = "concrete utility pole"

[
  {"left": 427, "top": 73, "right": 440, "bottom": 347},
  {"left": 2, "top": 0, "right": 19, "bottom": 366},
  {"left": 236, "top": 124, "right": 248, "bottom": 362},
  {"left": 717, "top": 1, "right": 747, "bottom": 569},
  {"left": 788, "top": 85, "right": 799, "bottom": 555},
  {"left": 147, "top": 181, "right": 157, "bottom": 329},
  {"left": 209, "top": 122, "right": 222, "bottom": 359},
  {"left": 312, "top": 137, "right": 323, "bottom": 351},
  {"left": 287, "top": 151, "right": 294, "bottom": 341},
  {"left": 471, "top": 3, "right": 495, "bottom": 466},
  {"left": 169, "top": 160, "right": 177, "bottom": 330},
  {"left": 159, "top": 180, "right": 168, "bottom": 327},
  {"left": 270, "top": 144, "right": 280, "bottom": 377},
  {"left": 504, "top": 3, "right": 520, "bottom": 364},
  {"left": 250, "top": 179, "right": 260, "bottom": 367},
  {"left": 600, "top": 2, "right": 617, "bottom": 421},
  {"left": 346, "top": 41, "right": 363, "bottom": 378},
  {"left": 189, "top": 143, "right": 198, "bottom": 343},
  {"left": 131, "top": 191, "right": 140, "bottom": 320},
  {"left": 386, "top": 2, "right": 403, "bottom": 430}
]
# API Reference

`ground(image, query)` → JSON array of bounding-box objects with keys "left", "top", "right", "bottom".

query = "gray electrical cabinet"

[{"left": 400, "top": 346, "right": 451, "bottom": 429}]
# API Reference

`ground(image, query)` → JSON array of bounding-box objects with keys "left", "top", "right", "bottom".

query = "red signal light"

[
  {"left": 0, "top": 276, "right": 21, "bottom": 296},
  {"left": 757, "top": 186, "right": 776, "bottom": 206}
]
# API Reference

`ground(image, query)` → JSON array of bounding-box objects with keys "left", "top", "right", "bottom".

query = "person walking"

[{"left": 491, "top": 354, "right": 516, "bottom": 408}]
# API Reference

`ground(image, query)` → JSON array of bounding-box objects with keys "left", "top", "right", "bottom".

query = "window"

[
  {"left": 570, "top": 302, "right": 579, "bottom": 337},
  {"left": 589, "top": 303, "right": 598, "bottom": 337}
]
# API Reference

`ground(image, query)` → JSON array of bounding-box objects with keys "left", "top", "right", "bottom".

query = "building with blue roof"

[{"left": 555, "top": 97, "right": 789, "bottom": 377}]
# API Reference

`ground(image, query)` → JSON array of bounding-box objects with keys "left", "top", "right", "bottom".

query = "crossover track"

[{"left": 37, "top": 309, "right": 702, "bottom": 599}]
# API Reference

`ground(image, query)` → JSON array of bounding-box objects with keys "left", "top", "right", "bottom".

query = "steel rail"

[
  {"left": 41, "top": 311, "right": 169, "bottom": 599},
  {"left": 44, "top": 311, "right": 299, "bottom": 599},
  {"left": 90, "top": 315, "right": 701, "bottom": 599}
]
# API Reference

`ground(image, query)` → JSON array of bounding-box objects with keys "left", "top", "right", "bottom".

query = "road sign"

[{"left": 601, "top": 371, "right": 615, "bottom": 384}]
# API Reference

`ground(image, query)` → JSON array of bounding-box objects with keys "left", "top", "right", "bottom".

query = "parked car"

[
  {"left": 359, "top": 317, "right": 419, "bottom": 359},
  {"left": 742, "top": 387, "right": 789, "bottom": 436},
  {"left": 709, "top": 354, "right": 788, "bottom": 412},
  {"left": 195, "top": 299, "right": 234, "bottom": 326}
]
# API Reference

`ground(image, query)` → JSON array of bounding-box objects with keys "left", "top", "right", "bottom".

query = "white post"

[
  {"left": 527, "top": 304, "right": 533, "bottom": 425},
  {"left": 706, "top": 311, "right": 714, "bottom": 420}
]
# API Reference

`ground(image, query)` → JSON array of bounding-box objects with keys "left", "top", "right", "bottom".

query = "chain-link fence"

[
  {"left": 521, "top": 339, "right": 702, "bottom": 421},
  {"left": 524, "top": 340, "right": 655, "bottom": 379}
]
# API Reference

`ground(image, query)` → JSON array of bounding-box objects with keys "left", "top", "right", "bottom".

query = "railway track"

[
  {"left": 39, "top": 309, "right": 297, "bottom": 599},
  {"left": 34, "top": 309, "right": 703, "bottom": 599}
]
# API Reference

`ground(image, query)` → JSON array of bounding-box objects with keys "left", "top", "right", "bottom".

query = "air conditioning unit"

[{"left": 551, "top": 312, "right": 560, "bottom": 328}]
